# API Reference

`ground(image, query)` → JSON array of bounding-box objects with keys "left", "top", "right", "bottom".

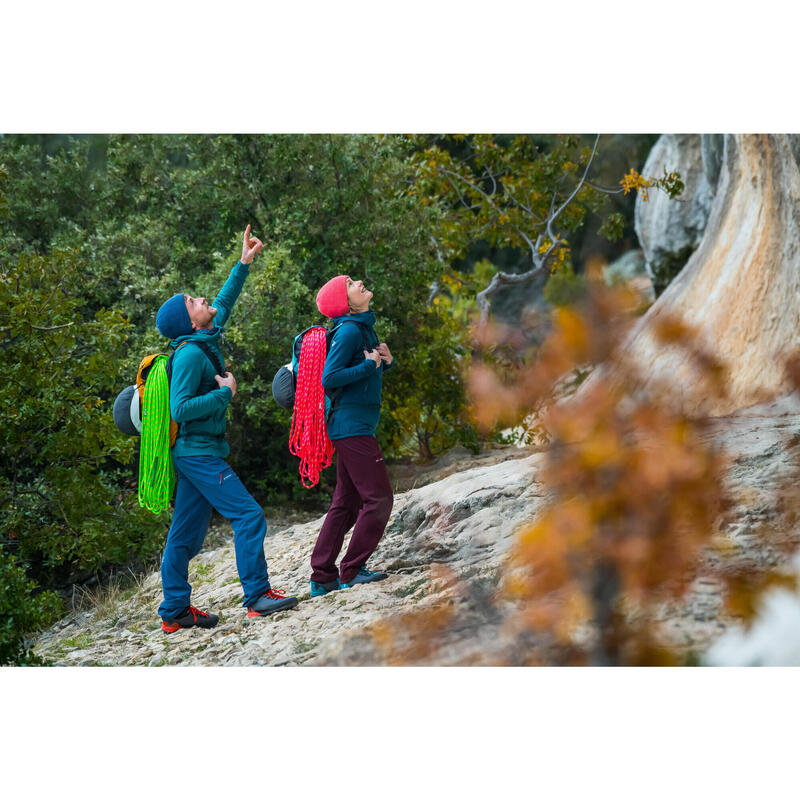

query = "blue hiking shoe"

[
  {"left": 340, "top": 566, "right": 389, "bottom": 589},
  {"left": 310, "top": 578, "right": 341, "bottom": 597},
  {"left": 247, "top": 588, "right": 299, "bottom": 617}
]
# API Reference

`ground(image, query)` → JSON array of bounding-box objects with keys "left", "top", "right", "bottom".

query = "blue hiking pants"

[{"left": 158, "top": 455, "right": 270, "bottom": 619}]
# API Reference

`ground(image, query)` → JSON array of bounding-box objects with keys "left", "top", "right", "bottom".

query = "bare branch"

[
  {"left": 542, "top": 135, "right": 601, "bottom": 266},
  {"left": 30, "top": 322, "right": 74, "bottom": 332},
  {"left": 441, "top": 136, "right": 603, "bottom": 328},
  {"left": 547, "top": 134, "right": 600, "bottom": 240},
  {"left": 585, "top": 180, "right": 625, "bottom": 195},
  {"left": 476, "top": 263, "right": 548, "bottom": 326}
]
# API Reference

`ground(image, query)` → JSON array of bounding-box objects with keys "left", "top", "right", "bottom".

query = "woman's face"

[{"left": 346, "top": 277, "right": 373, "bottom": 312}]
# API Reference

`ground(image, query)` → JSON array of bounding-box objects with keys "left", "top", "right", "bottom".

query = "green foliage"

[
  {"left": 412, "top": 134, "right": 620, "bottom": 273},
  {"left": 597, "top": 211, "right": 626, "bottom": 242},
  {"left": 0, "top": 134, "right": 466, "bottom": 608},
  {"left": 0, "top": 249, "right": 168, "bottom": 590},
  {"left": 0, "top": 551, "right": 64, "bottom": 665},
  {"left": 383, "top": 303, "right": 476, "bottom": 460}
]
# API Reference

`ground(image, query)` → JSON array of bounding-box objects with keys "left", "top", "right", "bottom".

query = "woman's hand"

[
  {"left": 364, "top": 349, "right": 382, "bottom": 368},
  {"left": 241, "top": 224, "right": 264, "bottom": 265},
  {"left": 377, "top": 343, "right": 393, "bottom": 365}
]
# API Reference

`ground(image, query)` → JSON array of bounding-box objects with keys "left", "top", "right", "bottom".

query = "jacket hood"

[
  {"left": 332, "top": 310, "right": 375, "bottom": 327},
  {"left": 169, "top": 326, "right": 222, "bottom": 350}
]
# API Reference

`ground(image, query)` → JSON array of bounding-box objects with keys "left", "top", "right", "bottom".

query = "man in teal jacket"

[{"left": 155, "top": 226, "right": 298, "bottom": 633}]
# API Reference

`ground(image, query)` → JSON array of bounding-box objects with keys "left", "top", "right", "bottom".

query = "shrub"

[{"left": 0, "top": 552, "right": 63, "bottom": 665}]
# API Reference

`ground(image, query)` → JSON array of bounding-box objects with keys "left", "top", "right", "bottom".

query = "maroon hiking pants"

[{"left": 311, "top": 435, "right": 393, "bottom": 584}]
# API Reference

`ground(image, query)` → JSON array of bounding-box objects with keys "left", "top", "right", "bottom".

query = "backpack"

[
  {"left": 271, "top": 321, "right": 369, "bottom": 415},
  {"left": 112, "top": 340, "right": 225, "bottom": 512},
  {"left": 272, "top": 320, "right": 369, "bottom": 488},
  {"left": 113, "top": 340, "right": 225, "bottom": 444}
]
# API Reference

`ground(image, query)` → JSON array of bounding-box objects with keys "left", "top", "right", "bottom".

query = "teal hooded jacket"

[
  {"left": 321, "top": 310, "right": 394, "bottom": 440},
  {"left": 168, "top": 260, "right": 249, "bottom": 459}
]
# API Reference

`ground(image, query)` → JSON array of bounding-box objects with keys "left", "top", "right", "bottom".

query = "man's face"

[{"left": 184, "top": 295, "right": 217, "bottom": 330}]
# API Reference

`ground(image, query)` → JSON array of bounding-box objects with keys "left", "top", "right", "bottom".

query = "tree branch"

[
  {"left": 439, "top": 168, "right": 540, "bottom": 263},
  {"left": 585, "top": 180, "right": 625, "bottom": 195},
  {"left": 444, "top": 174, "right": 480, "bottom": 211},
  {"left": 547, "top": 134, "right": 600, "bottom": 241},
  {"left": 542, "top": 134, "right": 600, "bottom": 266},
  {"left": 476, "top": 263, "right": 548, "bottom": 326},
  {"left": 30, "top": 322, "right": 75, "bottom": 332}
]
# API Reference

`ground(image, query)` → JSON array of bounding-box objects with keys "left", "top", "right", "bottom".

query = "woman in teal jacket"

[{"left": 309, "top": 275, "right": 394, "bottom": 596}]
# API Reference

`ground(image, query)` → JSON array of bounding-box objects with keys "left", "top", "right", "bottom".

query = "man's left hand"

[
  {"left": 377, "top": 342, "right": 393, "bottom": 366},
  {"left": 241, "top": 224, "right": 264, "bottom": 265}
]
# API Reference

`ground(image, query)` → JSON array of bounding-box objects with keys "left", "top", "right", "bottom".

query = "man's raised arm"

[{"left": 212, "top": 225, "right": 265, "bottom": 328}]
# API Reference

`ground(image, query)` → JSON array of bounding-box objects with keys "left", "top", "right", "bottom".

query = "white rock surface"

[
  {"left": 635, "top": 134, "right": 713, "bottom": 294},
  {"left": 33, "top": 451, "right": 548, "bottom": 666}
]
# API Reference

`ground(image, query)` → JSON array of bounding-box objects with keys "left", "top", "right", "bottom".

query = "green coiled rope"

[{"left": 138, "top": 355, "right": 176, "bottom": 514}]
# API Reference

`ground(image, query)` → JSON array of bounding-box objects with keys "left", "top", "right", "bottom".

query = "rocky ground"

[{"left": 31, "top": 402, "right": 800, "bottom": 666}]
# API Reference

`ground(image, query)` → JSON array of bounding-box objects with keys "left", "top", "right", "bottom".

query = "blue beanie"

[{"left": 156, "top": 293, "right": 192, "bottom": 338}]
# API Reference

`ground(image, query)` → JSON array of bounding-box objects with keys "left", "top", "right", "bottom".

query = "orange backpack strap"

[
  {"left": 169, "top": 418, "right": 179, "bottom": 448},
  {"left": 136, "top": 353, "right": 167, "bottom": 406}
]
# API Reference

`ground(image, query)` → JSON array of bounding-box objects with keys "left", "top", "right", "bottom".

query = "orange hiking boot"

[{"left": 161, "top": 605, "right": 219, "bottom": 634}]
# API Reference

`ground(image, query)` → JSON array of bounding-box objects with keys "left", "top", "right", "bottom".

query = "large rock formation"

[
  {"left": 609, "top": 135, "right": 800, "bottom": 417},
  {"left": 635, "top": 134, "right": 714, "bottom": 295}
]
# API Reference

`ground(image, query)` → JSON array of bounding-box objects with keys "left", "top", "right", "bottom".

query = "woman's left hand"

[{"left": 377, "top": 342, "right": 393, "bottom": 365}]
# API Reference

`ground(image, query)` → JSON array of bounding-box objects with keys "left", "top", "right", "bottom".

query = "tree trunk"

[{"left": 606, "top": 134, "right": 800, "bottom": 416}]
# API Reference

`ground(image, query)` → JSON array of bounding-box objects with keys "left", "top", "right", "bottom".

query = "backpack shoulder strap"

[
  {"left": 165, "top": 340, "right": 225, "bottom": 384},
  {"left": 328, "top": 319, "right": 370, "bottom": 352},
  {"left": 190, "top": 339, "right": 225, "bottom": 376}
]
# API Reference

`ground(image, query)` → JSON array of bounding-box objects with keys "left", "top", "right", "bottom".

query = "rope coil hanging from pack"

[
  {"left": 289, "top": 327, "right": 334, "bottom": 488},
  {"left": 138, "top": 355, "right": 176, "bottom": 513}
]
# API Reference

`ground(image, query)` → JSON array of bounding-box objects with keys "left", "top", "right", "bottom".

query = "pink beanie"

[{"left": 316, "top": 275, "right": 350, "bottom": 318}]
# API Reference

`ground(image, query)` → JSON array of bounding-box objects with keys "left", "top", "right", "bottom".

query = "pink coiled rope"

[{"left": 289, "top": 326, "right": 334, "bottom": 487}]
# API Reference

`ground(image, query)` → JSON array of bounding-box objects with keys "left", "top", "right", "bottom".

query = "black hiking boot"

[
  {"left": 161, "top": 605, "right": 219, "bottom": 634},
  {"left": 247, "top": 588, "right": 299, "bottom": 617}
]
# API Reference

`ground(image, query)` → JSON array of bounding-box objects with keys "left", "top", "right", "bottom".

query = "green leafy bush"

[
  {"left": 0, "top": 248, "right": 167, "bottom": 591},
  {"left": 0, "top": 135, "right": 475, "bottom": 631},
  {"left": 0, "top": 551, "right": 63, "bottom": 665}
]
